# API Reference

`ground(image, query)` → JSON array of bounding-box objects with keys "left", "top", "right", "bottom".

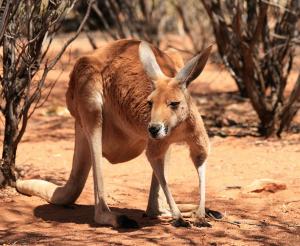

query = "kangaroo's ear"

[
  {"left": 175, "top": 45, "right": 212, "bottom": 88},
  {"left": 139, "top": 41, "right": 166, "bottom": 81}
]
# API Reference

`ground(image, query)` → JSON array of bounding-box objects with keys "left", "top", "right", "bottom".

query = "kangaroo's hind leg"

[{"left": 78, "top": 80, "right": 138, "bottom": 229}]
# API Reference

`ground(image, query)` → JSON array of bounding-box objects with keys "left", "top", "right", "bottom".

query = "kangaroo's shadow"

[{"left": 34, "top": 204, "right": 163, "bottom": 232}]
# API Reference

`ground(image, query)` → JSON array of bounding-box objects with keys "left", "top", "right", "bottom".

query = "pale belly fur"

[{"left": 101, "top": 108, "right": 148, "bottom": 164}]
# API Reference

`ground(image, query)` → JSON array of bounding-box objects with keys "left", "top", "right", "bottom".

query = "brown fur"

[
  {"left": 16, "top": 39, "right": 211, "bottom": 228},
  {"left": 67, "top": 40, "right": 208, "bottom": 162}
]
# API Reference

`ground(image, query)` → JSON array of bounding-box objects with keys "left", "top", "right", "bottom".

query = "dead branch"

[
  {"left": 202, "top": 0, "right": 300, "bottom": 136},
  {"left": 0, "top": 0, "right": 93, "bottom": 186}
]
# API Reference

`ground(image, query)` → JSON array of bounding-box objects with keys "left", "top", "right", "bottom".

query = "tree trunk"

[
  {"left": 0, "top": 101, "right": 18, "bottom": 187},
  {"left": 258, "top": 112, "right": 278, "bottom": 137}
]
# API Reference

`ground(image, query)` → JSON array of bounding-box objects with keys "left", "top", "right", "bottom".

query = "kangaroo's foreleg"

[
  {"left": 146, "top": 149, "right": 171, "bottom": 218},
  {"left": 190, "top": 151, "right": 211, "bottom": 227},
  {"left": 146, "top": 173, "right": 171, "bottom": 218},
  {"left": 146, "top": 142, "right": 190, "bottom": 227}
]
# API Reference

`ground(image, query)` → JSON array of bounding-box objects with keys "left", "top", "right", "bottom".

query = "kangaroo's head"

[{"left": 139, "top": 41, "right": 212, "bottom": 140}]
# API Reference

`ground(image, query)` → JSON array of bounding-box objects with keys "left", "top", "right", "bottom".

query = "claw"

[
  {"left": 193, "top": 218, "right": 212, "bottom": 228},
  {"left": 172, "top": 217, "right": 191, "bottom": 228}
]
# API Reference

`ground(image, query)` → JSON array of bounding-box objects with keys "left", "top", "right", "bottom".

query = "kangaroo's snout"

[{"left": 148, "top": 123, "right": 162, "bottom": 138}]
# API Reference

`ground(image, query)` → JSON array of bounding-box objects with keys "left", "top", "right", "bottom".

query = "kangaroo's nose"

[{"left": 148, "top": 124, "right": 162, "bottom": 137}]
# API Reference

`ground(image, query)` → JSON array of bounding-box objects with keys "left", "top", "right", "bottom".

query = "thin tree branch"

[{"left": 47, "top": 0, "right": 94, "bottom": 70}]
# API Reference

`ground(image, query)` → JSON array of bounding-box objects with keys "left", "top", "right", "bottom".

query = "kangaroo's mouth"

[{"left": 148, "top": 123, "right": 169, "bottom": 140}]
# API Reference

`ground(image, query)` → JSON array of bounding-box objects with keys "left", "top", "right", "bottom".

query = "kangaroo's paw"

[
  {"left": 171, "top": 217, "right": 191, "bottom": 228},
  {"left": 193, "top": 217, "right": 212, "bottom": 228}
]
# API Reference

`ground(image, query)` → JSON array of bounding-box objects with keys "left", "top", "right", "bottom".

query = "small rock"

[{"left": 243, "top": 179, "right": 287, "bottom": 193}]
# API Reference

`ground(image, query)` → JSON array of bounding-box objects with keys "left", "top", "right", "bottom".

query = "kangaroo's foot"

[
  {"left": 189, "top": 208, "right": 223, "bottom": 228},
  {"left": 172, "top": 217, "right": 191, "bottom": 228},
  {"left": 94, "top": 211, "right": 139, "bottom": 229},
  {"left": 193, "top": 217, "right": 212, "bottom": 228},
  {"left": 176, "top": 205, "right": 223, "bottom": 219}
]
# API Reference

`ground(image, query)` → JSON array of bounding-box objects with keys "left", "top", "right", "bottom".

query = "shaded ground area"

[{"left": 0, "top": 34, "right": 300, "bottom": 245}]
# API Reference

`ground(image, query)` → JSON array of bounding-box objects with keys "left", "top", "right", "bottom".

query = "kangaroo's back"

[{"left": 66, "top": 39, "right": 178, "bottom": 130}]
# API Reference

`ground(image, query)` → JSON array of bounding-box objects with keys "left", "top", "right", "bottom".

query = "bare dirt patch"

[{"left": 1, "top": 35, "right": 300, "bottom": 245}]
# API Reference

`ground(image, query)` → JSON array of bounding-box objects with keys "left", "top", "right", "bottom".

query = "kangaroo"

[{"left": 16, "top": 39, "right": 213, "bottom": 228}]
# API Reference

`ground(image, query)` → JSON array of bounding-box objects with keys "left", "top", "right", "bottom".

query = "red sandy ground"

[{"left": 0, "top": 34, "right": 300, "bottom": 245}]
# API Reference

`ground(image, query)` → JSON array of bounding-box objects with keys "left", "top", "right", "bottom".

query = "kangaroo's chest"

[{"left": 102, "top": 106, "right": 147, "bottom": 164}]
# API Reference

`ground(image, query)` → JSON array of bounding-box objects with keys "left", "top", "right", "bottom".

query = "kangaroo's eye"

[
  {"left": 169, "top": 101, "right": 180, "bottom": 109},
  {"left": 147, "top": 100, "right": 153, "bottom": 108}
]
